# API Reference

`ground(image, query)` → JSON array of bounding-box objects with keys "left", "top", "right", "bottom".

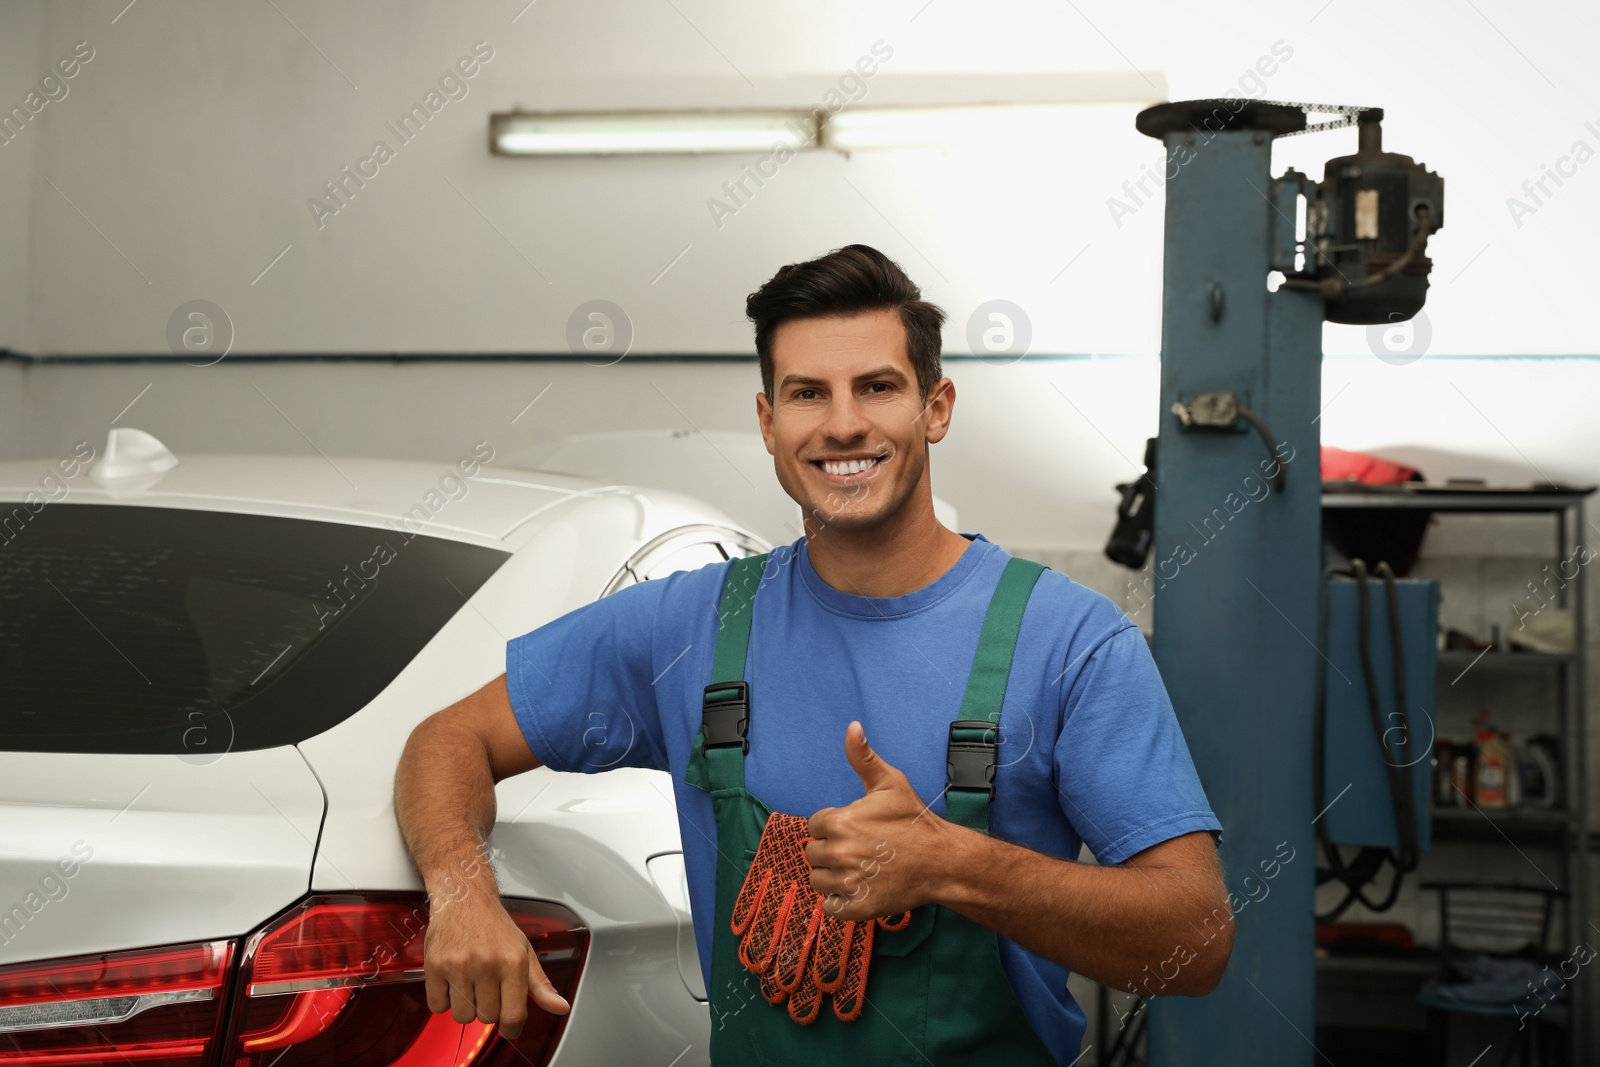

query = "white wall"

[
  {"left": 0, "top": 0, "right": 1594, "bottom": 358},
  {"left": 0, "top": 1, "right": 42, "bottom": 452},
  {"left": 0, "top": 0, "right": 41, "bottom": 357}
]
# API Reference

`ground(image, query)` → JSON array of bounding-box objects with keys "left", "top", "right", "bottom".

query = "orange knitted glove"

[{"left": 730, "top": 811, "right": 910, "bottom": 1024}]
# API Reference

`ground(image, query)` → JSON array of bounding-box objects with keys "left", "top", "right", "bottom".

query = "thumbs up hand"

[{"left": 805, "top": 721, "right": 951, "bottom": 921}]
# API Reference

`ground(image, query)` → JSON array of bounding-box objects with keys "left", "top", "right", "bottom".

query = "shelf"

[
  {"left": 1430, "top": 806, "right": 1570, "bottom": 839},
  {"left": 1436, "top": 648, "right": 1574, "bottom": 668},
  {"left": 1317, "top": 484, "right": 1590, "bottom": 1065},
  {"left": 1322, "top": 484, "right": 1595, "bottom": 512},
  {"left": 1316, "top": 953, "right": 1439, "bottom": 977}
]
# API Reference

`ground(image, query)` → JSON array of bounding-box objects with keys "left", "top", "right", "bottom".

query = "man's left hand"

[{"left": 804, "top": 720, "right": 953, "bottom": 920}]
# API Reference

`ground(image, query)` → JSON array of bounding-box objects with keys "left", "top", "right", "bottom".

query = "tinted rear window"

[{"left": 0, "top": 504, "right": 508, "bottom": 755}]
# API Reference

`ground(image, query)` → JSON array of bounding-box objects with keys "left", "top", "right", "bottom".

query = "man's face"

[{"left": 756, "top": 308, "right": 954, "bottom": 535}]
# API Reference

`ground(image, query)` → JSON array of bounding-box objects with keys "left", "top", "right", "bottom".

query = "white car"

[{"left": 0, "top": 429, "right": 767, "bottom": 1067}]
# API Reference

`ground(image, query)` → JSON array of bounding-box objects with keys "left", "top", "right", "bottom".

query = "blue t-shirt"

[{"left": 506, "top": 532, "right": 1221, "bottom": 1063}]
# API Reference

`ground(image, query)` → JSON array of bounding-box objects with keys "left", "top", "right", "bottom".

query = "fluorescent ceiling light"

[
  {"left": 491, "top": 111, "right": 818, "bottom": 155},
  {"left": 822, "top": 103, "right": 1113, "bottom": 151},
  {"left": 490, "top": 101, "right": 1138, "bottom": 156}
]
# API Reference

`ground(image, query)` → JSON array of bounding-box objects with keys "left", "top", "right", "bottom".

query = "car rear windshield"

[{"left": 0, "top": 504, "right": 509, "bottom": 754}]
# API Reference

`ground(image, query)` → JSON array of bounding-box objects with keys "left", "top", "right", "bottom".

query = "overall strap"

[
  {"left": 698, "top": 553, "right": 770, "bottom": 792},
  {"left": 945, "top": 557, "right": 1047, "bottom": 834}
]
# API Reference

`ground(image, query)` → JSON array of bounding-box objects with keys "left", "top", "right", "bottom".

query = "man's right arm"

[{"left": 393, "top": 672, "right": 568, "bottom": 1040}]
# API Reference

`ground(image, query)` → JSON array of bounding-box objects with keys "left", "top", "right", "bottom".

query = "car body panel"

[
  {"left": 289, "top": 490, "right": 743, "bottom": 1064},
  {"left": 295, "top": 489, "right": 751, "bottom": 897},
  {"left": 0, "top": 453, "right": 631, "bottom": 547},
  {"left": 0, "top": 747, "right": 325, "bottom": 968}
]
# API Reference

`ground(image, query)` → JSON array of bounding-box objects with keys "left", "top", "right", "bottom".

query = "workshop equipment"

[
  {"left": 1280, "top": 109, "right": 1445, "bottom": 324},
  {"left": 1129, "top": 99, "right": 1445, "bottom": 1067},
  {"left": 1315, "top": 562, "right": 1439, "bottom": 920}
]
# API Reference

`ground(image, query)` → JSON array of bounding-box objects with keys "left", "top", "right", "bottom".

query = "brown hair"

[{"left": 746, "top": 244, "right": 946, "bottom": 404}]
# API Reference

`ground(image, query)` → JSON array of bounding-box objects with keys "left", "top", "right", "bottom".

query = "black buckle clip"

[
  {"left": 946, "top": 719, "right": 998, "bottom": 799},
  {"left": 702, "top": 681, "right": 750, "bottom": 754}
]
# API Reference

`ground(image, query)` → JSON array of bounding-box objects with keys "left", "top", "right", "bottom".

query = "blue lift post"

[
  {"left": 1142, "top": 102, "right": 1325, "bottom": 1066},
  {"left": 1136, "top": 98, "right": 1445, "bottom": 1063}
]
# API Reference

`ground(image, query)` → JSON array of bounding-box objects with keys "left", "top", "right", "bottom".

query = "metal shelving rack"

[{"left": 1321, "top": 483, "right": 1594, "bottom": 1066}]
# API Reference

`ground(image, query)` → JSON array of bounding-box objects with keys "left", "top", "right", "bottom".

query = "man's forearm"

[
  {"left": 394, "top": 718, "right": 503, "bottom": 911},
  {"left": 930, "top": 824, "right": 1232, "bottom": 996}
]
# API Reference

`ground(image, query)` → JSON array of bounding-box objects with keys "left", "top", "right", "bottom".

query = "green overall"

[{"left": 684, "top": 552, "right": 1063, "bottom": 1065}]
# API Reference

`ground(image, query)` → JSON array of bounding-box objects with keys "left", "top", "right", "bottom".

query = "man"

[{"left": 394, "top": 244, "right": 1232, "bottom": 1063}]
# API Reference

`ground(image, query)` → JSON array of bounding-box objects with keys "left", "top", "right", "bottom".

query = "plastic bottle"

[
  {"left": 1474, "top": 711, "right": 1509, "bottom": 810},
  {"left": 1518, "top": 736, "right": 1561, "bottom": 809}
]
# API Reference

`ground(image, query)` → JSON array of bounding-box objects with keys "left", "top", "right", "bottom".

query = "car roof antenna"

[{"left": 90, "top": 427, "right": 180, "bottom": 488}]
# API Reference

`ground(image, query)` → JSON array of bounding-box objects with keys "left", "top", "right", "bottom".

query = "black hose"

[
  {"left": 1235, "top": 405, "right": 1287, "bottom": 493},
  {"left": 1377, "top": 561, "right": 1419, "bottom": 875},
  {"left": 1313, "top": 559, "right": 1421, "bottom": 923}
]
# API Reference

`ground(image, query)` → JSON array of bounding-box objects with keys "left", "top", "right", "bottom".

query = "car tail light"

[
  {"left": 0, "top": 894, "right": 586, "bottom": 1067},
  {"left": 219, "top": 893, "right": 587, "bottom": 1067},
  {"left": 0, "top": 939, "right": 234, "bottom": 1066}
]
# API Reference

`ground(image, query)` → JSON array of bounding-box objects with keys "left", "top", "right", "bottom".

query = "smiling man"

[{"left": 395, "top": 243, "right": 1231, "bottom": 1064}]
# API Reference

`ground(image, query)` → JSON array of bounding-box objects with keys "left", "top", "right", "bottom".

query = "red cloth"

[{"left": 1321, "top": 446, "right": 1421, "bottom": 486}]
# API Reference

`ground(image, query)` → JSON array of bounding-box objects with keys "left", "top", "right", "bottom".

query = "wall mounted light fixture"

[{"left": 489, "top": 111, "right": 819, "bottom": 155}]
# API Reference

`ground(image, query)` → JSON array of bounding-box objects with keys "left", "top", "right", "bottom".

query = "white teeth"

[{"left": 821, "top": 456, "right": 879, "bottom": 476}]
